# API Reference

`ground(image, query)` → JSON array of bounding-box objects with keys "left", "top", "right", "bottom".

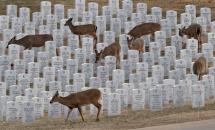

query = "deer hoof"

[{"left": 96, "top": 119, "right": 100, "bottom": 122}]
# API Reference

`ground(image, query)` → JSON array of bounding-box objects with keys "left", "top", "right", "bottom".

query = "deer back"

[
  {"left": 30, "top": 34, "right": 53, "bottom": 47},
  {"left": 101, "top": 42, "right": 120, "bottom": 58},
  {"left": 128, "top": 23, "right": 161, "bottom": 38},
  {"left": 142, "top": 23, "right": 161, "bottom": 32},
  {"left": 193, "top": 61, "right": 202, "bottom": 75},
  {"left": 183, "top": 24, "right": 202, "bottom": 39},
  {"left": 193, "top": 57, "right": 208, "bottom": 75},
  {"left": 17, "top": 34, "right": 53, "bottom": 47},
  {"left": 66, "top": 89, "right": 101, "bottom": 106},
  {"left": 129, "top": 38, "right": 144, "bottom": 52},
  {"left": 73, "top": 24, "right": 97, "bottom": 35},
  {"left": 198, "top": 57, "right": 208, "bottom": 74}
]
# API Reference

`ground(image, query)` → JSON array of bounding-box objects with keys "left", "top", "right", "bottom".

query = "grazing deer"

[
  {"left": 50, "top": 89, "right": 102, "bottom": 122},
  {"left": 179, "top": 24, "right": 202, "bottom": 52},
  {"left": 65, "top": 18, "right": 97, "bottom": 49},
  {"left": 7, "top": 34, "right": 53, "bottom": 50},
  {"left": 127, "top": 36, "right": 144, "bottom": 53},
  {"left": 95, "top": 42, "right": 121, "bottom": 66},
  {"left": 127, "top": 22, "right": 161, "bottom": 40},
  {"left": 193, "top": 56, "right": 208, "bottom": 80}
]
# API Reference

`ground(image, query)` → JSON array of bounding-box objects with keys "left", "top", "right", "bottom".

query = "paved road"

[{"left": 132, "top": 119, "right": 215, "bottom": 130}]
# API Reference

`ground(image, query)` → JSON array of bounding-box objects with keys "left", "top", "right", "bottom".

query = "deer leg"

[
  {"left": 198, "top": 74, "right": 201, "bottom": 81},
  {"left": 79, "top": 35, "right": 82, "bottom": 48},
  {"left": 65, "top": 108, "right": 73, "bottom": 123},
  {"left": 79, "top": 35, "right": 81, "bottom": 42},
  {"left": 200, "top": 38, "right": 202, "bottom": 52},
  {"left": 116, "top": 54, "right": 120, "bottom": 69},
  {"left": 94, "top": 103, "right": 102, "bottom": 121},
  {"left": 29, "top": 45, "right": 32, "bottom": 50},
  {"left": 197, "top": 35, "right": 202, "bottom": 53},
  {"left": 77, "top": 106, "right": 84, "bottom": 122},
  {"left": 151, "top": 33, "right": 155, "bottom": 41},
  {"left": 93, "top": 35, "right": 98, "bottom": 50},
  {"left": 93, "top": 33, "right": 97, "bottom": 43},
  {"left": 198, "top": 40, "right": 200, "bottom": 53}
]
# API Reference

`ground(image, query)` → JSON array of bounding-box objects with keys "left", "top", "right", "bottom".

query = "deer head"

[
  {"left": 50, "top": 91, "right": 59, "bottom": 104},
  {"left": 178, "top": 27, "right": 186, "bottom": 37},
  {"left": 127, "top": 35, "right": 134, "bottom": 49},
  {"left": 64, "top": 18, "right": 73, "bottom": 26},
  {"left": 7, "top": 36, "right": 16, "bottom": 48},
  {"left": 95, "top": 50, "right": 103, "bottom": 63}
]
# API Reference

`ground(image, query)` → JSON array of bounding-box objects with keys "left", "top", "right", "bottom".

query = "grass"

[
  {"left": 0, "top": 0, "right": 215, "bottom": 21},
  {"left": 1, "top": 102, "right": 215, "bottom": 130}
]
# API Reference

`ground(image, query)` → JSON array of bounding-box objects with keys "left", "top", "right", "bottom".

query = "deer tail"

[
  {"left": 98, "top": 91, "right": 102, "bottom": 104},
  {"left": 193, "top": 62, "right": 198, "bottom": 75},
  {"left": 197, "top": 26, "right": 202, "bottom": 39}
]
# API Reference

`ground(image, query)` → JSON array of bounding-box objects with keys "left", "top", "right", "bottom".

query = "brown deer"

[
  {"left": 179, "top": 24, "right": 202, "bottom": 52},
  {"left": 127, "top": 22, "right": 161, "bottom": 40},
  {"left": 7, "top": 34, "right": 53, "bottom": 50},
  {"left": 95, "top": 42, "right": 121, "bottom": 66},
  {"left": 193, "top": 56, "right": 208, "bottom": 80},
  {"left": 50, "top": 89, "right": 102, "bottom": 122},
  {"left": 127, "top": 36, "right": 144, "bottom": 53},
  {"left": 65, "top": 18, "right": 97, "bottom": 49}
]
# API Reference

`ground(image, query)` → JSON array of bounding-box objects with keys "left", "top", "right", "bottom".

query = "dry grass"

[
  {"left": 0, "top": 0, "right": 215, "bottom": 20},
  {"left": 1, "top": 102, "right": 215, "bottom": 130}
]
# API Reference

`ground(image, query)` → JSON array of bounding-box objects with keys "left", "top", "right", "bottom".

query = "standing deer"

[
  {"left": 50, "top": 89, "right": 102, "bottom": 122},
  {"left": 127, "top": 36, "right": 144, "bottom": 53},
  {"left": 6, "top": 34, "right": 53, "bottom": 50},
  {"left": 65, "top": 18, "right": 97, "bottom": 49},
  {"left": 179, "top": 24, "right": 202, "bottom": 52},
  {"left": 95, "top": 42, "right": 121, "bottom": 67},
  {"left": 127, "top": 22, "right": 161, "bottom": 40},
  {"left": 193, "top": 56, "right": 208, "bottom": 80}
]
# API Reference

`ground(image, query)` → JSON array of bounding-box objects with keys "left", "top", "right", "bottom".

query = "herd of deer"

[{"left": 5, "top": 16, "right": 208, "bottom": 122}]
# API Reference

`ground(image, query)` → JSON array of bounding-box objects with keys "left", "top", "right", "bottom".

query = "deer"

[
  {"left": 95, "top": 42, "right": 121, "bottom": 67},
  {"left": 193, "top": 56, "right": 208, "bottom": 80},
  {"left": 6, "top": 34, "right": 53, "bottom": 50},
  {"left": 50, "top": 89, "right": 102, "bottom": 122},
  {"left": 179, "top": 24, "right": 202, "bottom": 53},
  {"left": 127, "top": 36, "right": 144, "bottom": 53},
  {"left": 65, "top": 18, "right": 97, "bottom": 49},
  {"left": 127, "top": 22, "right": 161, "bottom": 41}
]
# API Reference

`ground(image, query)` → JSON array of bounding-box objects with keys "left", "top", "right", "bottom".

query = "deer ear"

[
  {"left": 99, "top": 50, "right": 103, "bottom": 55},
  {"left": 95, "top": 49, "right": 98, "bottom": 54},
  {"left": 127, "top": 35, "right": 132, "bottom": 41},
  {"left": 69, "top": 18, "right": 73, "bottom": 21},
  {"left": 131, "top": 36, "right": 134, "bottom": 41},
  {"left": 127, "top": 36, "right": 130, "bottom": 41},
  {"left": 55, "top": 91, "right": 59, "bottom": 96}
]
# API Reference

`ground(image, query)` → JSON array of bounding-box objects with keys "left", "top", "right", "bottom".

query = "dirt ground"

[
  {"left": 1, "top": 102, "right": 215, "bottom": 130},
  {"left": 1, "top": 0, "right": 215, "bottom": 130}
]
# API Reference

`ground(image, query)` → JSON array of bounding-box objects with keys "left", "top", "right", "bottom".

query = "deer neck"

[
  {"left": 183, "top": 29, "right": 190, "bottom": 35},
  {"left": 13, "top": 39, "right": 23, "bottom": 46},
  {"left": 57, "top": 96, "right": 70, "bottom": 106},
  {"left": 68, "top": 22, "right": 76, "bottom": 32},
  {"left": 127, "top": 41, "right": 132, "bottom": 47}
]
